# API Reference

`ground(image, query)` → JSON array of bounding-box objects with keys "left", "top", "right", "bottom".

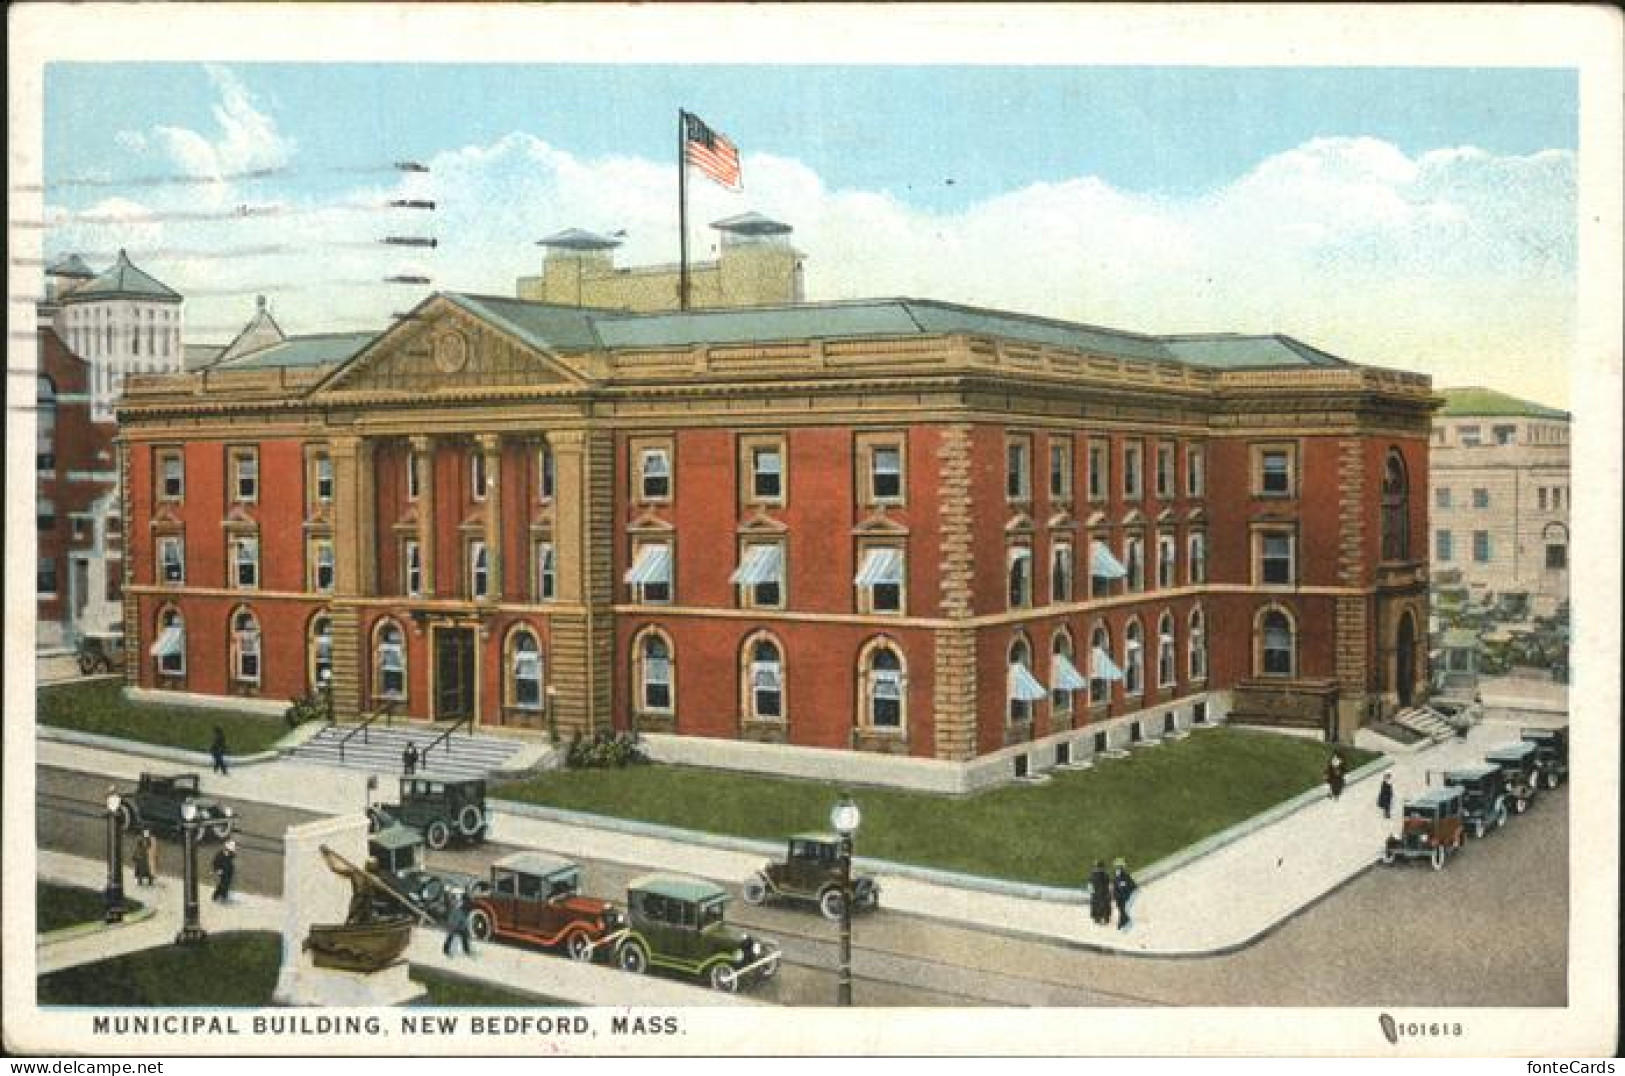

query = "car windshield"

[{"left": 698, "top": 899, "right": 726, "bottom": 931}]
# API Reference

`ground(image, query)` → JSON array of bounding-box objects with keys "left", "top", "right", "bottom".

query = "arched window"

[
  {"left": 1380, "top": 449, "right": 1411, "bottom": 562},
  {"left": 1157, "top": 611, "right": 1177, "bottom": 689},
  {"left": 634, "top": 629, "right": 674, "bottom": 714},
  {"left": 859, "top": 640, "right": 905, "bottom": 730},
  {"left": 151, "top": 605, "right": 185, "bottom": 677},
  {"left": 36, "top": 376, "right": 56, "bottom": 471},
  {"left": 1189, "top": 607, "right": 1208, "bottom": 682},
  {"left": 230, "top": 608, "right": 261, "bottom": 685},
  {"left": 1542, "top": 521, "right": 1569, "bottom": 571},
  {"left": 507, "top": 627, "right": 544, "bottom": 711},
  {"left": 1088, "top": 621, "right": 1115, "bottom": 705},
  {"left": 1257, "top": 607, "right": 1296, "bottom": 677},
  {"left": 375, "top": 619, "right": 407, "bottom": 701},
  {"left": 1007, "top": 635, "right": 1044, "bottom": 724},
  {"left": 309, "top": 612, "right": 333, "bottom": 691},
  {"left": 1050, "top": 629, "right": 1085, "bottom": 718},
  {"left": 742, "top": 634, "right": 784, "bottom": 721},
  {"left": 1123, "top": 619, "right": 1145, "bottom": 696}
]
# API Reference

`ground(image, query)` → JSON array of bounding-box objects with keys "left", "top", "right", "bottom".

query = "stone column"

[
  {"left": 932, "top": 423, "right": 979, "bottom": 761},
  {"left": 477, "top": 433, "right": 502, "bottom": 603},
  {"left": 409, "top": 435, "right": 436, "bottom": 598},
  {"left": 329, "top": 436, "right": 376, "bottom": 718},
  {"left": 550, "top": 430, "right": 586, "bottom": 604}
]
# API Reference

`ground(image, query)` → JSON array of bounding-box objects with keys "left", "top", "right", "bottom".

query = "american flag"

[{"left": 682, "top": 112, "right": 742, "bottom": 190}]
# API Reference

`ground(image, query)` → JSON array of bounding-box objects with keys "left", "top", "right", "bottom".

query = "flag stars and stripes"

[{"left": 683, "top": 112, "right": 742, "bottom": 190}]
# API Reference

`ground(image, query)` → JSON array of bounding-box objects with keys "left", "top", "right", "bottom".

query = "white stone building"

[{"left": 49, "top": 250, "right": 184, "bottom": 422}]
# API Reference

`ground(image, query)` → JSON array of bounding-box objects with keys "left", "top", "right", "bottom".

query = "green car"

[{"left": 615, "top": 874, "right": 780, "bottom": 993}]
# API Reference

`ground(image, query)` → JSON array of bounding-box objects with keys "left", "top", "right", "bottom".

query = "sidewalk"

[{"left": 36, "top": 718, "right": 1550, "bottom": 957}]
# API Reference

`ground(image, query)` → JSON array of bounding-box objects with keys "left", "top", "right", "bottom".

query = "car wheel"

[
  {"left": 1546, "top": 771, "right": 1560, "bottom": 791},
  {"left": 709, "top": 964, "right": 739, "bottom": 993},
  {"left": 566, "top": 932, "right": 594, "bottom": 962},
  {"left": 1495, "top": 803, "right": 1508, "bottom": 829},
  {"left": 741, "top": 877, "right": 769, "bottom": 906},
  {"left": 117, "top": 803, "right": 138, "bottom": 831},
  {"left": 1473, "top": 820, "right": 1485, "bottom": 840},
  {"left": 1513, "top": 796, "right": 1528, "bottom": 815},
  {"left": 819, "top": 888, "right": 847, "bottom": 922},
  {"left": 469, "top": 909, "right": 494, "bottom": 942},
  {"left": 425, "top": 820, "right": 451, "bottom": 850},
  {"left": 457, "top": 805, "right": 484, "bottom": 838},
  {"left": 1430, "top": 846, "right": 1445, "bottom": 871},
  {"left": 618, "top": 941, "right": 649, "bottom": 975}
]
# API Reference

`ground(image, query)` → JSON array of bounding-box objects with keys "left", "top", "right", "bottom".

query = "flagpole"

[{"left": 677, "top": 109, "right": 689, "bottom": 311}]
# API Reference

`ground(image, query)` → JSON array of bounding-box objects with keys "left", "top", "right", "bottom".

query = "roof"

[
  {"left": 442, "top": 294, "right": 605, "bottom": 354},
  {"left": 217, "top": 296, "right": 288, "bottom": 362},
  {"left": 1441, "top": 629, "right": 1482, "bottom": 650},
  {"left": 184, "top": 344, "right": 226, "bottom": 371},
  {"left": 1160, "top": 334, "right": 1351, "bottom": 369},
  {"left": 368, "top": 824, "right": 422, "bottom": 852},
  {"left": 537, "top": 227, "right": 621, "bottom": 251},
  {"left": 711, "top": 211, "right": 792, "bottom": 235},
  {"left": 47, "top": 253, "right": 96, "bottom": 278},
  {"left": 1443, "top": 764, "right": 1500, "bottom": 781},
  {"left": 1407, "top": 787, "right": 1463, "bottom": 808},
  {"left": 791, "top": 832, "right": 840, "bottom": 845},
  {"left": 492, "top": 851, "right": 578, "bottom": 878},
  {"left": 62, "top": 249, "right": 182, "bottom": 303},
  {"left": 1437, "top": 386, "right": 1569, "bottom": 421},
  {"left": 1485, "top": 742, "right": 1537, "bottom": 761},
  {"left": 628, "top": 873, "right": 729, "bottom": 903},
  {"left": 212, "top": 332, "right": 377, "bottom": 370}
]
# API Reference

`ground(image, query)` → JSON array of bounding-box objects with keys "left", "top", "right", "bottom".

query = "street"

[{"left": 38, "top": 763, "right": 1567, "bottom": 1007}]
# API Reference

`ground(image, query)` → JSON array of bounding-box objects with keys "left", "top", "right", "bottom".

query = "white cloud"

[{"left": 143, "top": 65, "right": 295, "bottom": 182}]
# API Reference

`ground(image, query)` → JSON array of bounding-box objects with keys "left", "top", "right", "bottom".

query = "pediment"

[
  {"left": 1186, "top": 506, "right": 1207, "bottom": 523},
  {"left": 150, "top": 504, "right": 184, "bottom": 529},
  {"left": 1084, "top": 509, "right": 1110, "bottom": 529},
  {"left": 1047, "top": 510, "right": 1077, "bottom": 531},
  {"left": 1121, "top": 508, "right": 1145, "bottom": 527},
  {"left": 313, "top": 296, "right": 591, "bottom": 399},
  {"left": 627, "top": 510, "right": 675, "bottom": 534},
  {"left": 223, "top": 505, "right": 259, "bottom": 530},
  {"left": 1156, "top": 507, "right": 1178, "bottom": 524},
  {"left": 739, "top": 510, "right": 789, "bottom": 535},
  {"left": 1005, "top": 511, "right": 1035, "bottom": 534},
  {"left": 852, "top": 509, "right": 909, "bottom": 536}
]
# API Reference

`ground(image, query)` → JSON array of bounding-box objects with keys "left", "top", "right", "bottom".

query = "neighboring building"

[
  {"left": 1430, "top": 387, "right": 1570, "bottom": 616},
  {"left": 48, "top": 249, "right": 185, "bottom": 422},
  {"left": 516, "top": 212, "right": 803, "bottom": 311},
  {"left": 117, "top": 294, "right": 1434, "bottom": 789}
]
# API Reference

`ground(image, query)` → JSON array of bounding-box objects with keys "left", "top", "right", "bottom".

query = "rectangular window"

[
  {"left": 1473, "top": 531, "right": 1492, "bottom": 563},
  {"left": 732, "top": 541, "right": 785, "bottom": 609},
  {"left": 637, "top": 445, "right": 672, "bottom": 503},
  {"left": 158, "top": 450, "right": 184, "bottom": 501},
  {"left": 1538, "top": 487, "right": 1548, "bottom": 510},
  {"left": 1493, "top": 424, "right": 1517, "bottom": 445},
  {"left": 1155, "top": 443, "right": 1175, "bottom": 500},
  {"left": 311, "top": 538, "right": 335, "bottom": 593},
  {"left": 855, "top": 544, "right": 905, "bottom": 615},
  {"left": 314, "top": 454, "right": 334, "bottom": 504},
  {"left": 1255, "top": 445, "right": 1295, "bottom": 497},
  {"left": 470, "top": 540, "right": 489, "bottom": 598},
  {"left": 378, "top": 638, "right": 405, "bottom": 699},
  {"left": 1124, "top": 536, "right": 1145, "bottom": 593},
  {"left": 536, "top": 541, "right": 556, "bottom": 601},
  {"left": 1188, "top": 532, "right": 1207, "bottom": 585},
  {"left": 231, "top": 448, "right": 259, "bottom": 503},
  {"left": 1049, "top": 438, "right": 1073, "bottom": 502},
  {"left": 1051, "top": 542, "right": 1073, "bottom": 603},
  {"left": 1554, "top": 487, "right": 1564, "bottom": 509},
  {"left": 38, "top": 500, "right": 56, "bottom": 531},
  {"left": 1436, "top": 487, "right": 1452, "bottom": 509},
  {"left": 471, "top": 451, "right": 488, "bottom": 503},
  {"left": 869, "top": 444, "right": 903, "bottom": 503},
  {"left": 1458, "top": 425, "right": 1482, "bottom": 447},
  {"left": 404, "top": 539, "right": 422, "bottom": 596},
  {"left": 1545, "top": 543, "right": 1567, "bottom": 570},
  {"left": 1123, "top": 441, "right": 1143, "bottom": 500},
  {"left": 1007, "top": 546, "right": 1033, "bottom": 608},
  {"left": 1259, "top": 532, "right": 1294, "bottom": 585},
  {"left": 1087, "top": 441, "right": 1109, "bottom": 502},
  {"left": 1157, "top": 533, "right": 1176, "bottom": 590},
  {"left": 1006, "top": 436, "right": 1031, "bottom": 501},
  {"left": 538, "top": 445, "right": 555, "bottom": 502},
  {"left": 1186, "top": 445, "right": 1206, "bottom": 498},
  {"left": 158, "top": 536, "right": 185, "bottom": 584},
  {"left": 626, "top": 541, "right": 673, "bottom": 604},
  {"left": 407, "top": 450, "right": 421, "bottom": 501},
  {"left": 741, "top": 438, "right": 785, "bottom": 505},
  {"left": 230, "top": 535, "right": 259, "bottom": 589},
  {"left": 1472, "top": 488, "right": 1490, "bottom": 509},
  {"left": 1436, "top": 530, "right": 1454, "bottom": 563},
  {"left": 37, "top": 555, "right": 58, "bottom": 595}
]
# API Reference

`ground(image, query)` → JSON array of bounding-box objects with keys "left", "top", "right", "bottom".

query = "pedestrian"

[
  {"left": 443, "top": 890, "right": 475, "bottom": 957},
  {"left": 1111, "top": 858, "right": 1139, "bottom": 932},
  {"left": 133, "top": 828, "right": 157, "bottom": 887},
  {"left": 1325, "top": 753, "right": 1346, "bottom": 801},
  {"left": 212, "top": 839, "right": 237, "bottom": 902},
  {"left": 403, "top": 741, "right": 420, "bottom": 777},
  {"left": 1376, "top": 773, "right": 1395, "bottom": 819},
  {"left": 1087, "top": 860, "right": 1112, "bottom": 926},
  {"left": 210, "top": 726, "right": 229, "bottom": 776}
]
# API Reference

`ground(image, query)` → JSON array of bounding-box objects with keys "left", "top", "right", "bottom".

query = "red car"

[{"left": 467, "top": 852, "right": 624, "bottom": 961}]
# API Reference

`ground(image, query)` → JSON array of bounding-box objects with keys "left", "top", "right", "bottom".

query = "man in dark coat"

[
  {"left": 1111, "top": 858, "right": 1139, "bottom": 931},
  {"left": 403, "top": 742, "right": 420, "bottom": 776},
  {"left": 1087, "top": 860, "right": 1112, "bottom": 926},
  {"left": 211, "top": 839, "right": 237, "bottom": 902},
  {"left": 210, "top": 726, "right": 229, "bottom": 776},
  {"left": 1376, "top": 774, "right": 1395, "bottom": 819},
  {"left": 1326, "top": 753, "right": 1346, "bottom": 800},
  {"left": 443, "top": 891, "right": 475, "bottom": 957}
]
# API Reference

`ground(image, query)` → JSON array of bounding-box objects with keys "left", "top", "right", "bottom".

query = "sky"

[{"left": 40, "top": 63, "right": 1578, "bottom": 407}]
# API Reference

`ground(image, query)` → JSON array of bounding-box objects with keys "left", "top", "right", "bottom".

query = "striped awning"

[
  {"left": 1090, "top": 541, "right": 1127, "bottom": 579},
  {"left": 624, "top": 544, "right": 673, "bottom": 585},
  {"left": 730, "top": 544, "right": 783, "bottom": 586},
  {"left": 854, "top": 547, "right": 904, "bottom": 587},
  {"left": 1051, "top": 653, "right": 1089, "bottom": 691},
  {"left": 1091, "top": 646, "right": 1125, "bottom": 682},
  {"left": 149, "top": 625, "right": 183, "bottom": 658},
  {"left": 1008, "top": 662, "right": 1048, "bottom": 702}
]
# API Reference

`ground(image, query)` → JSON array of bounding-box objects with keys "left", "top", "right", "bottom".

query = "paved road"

[{"left": 37, "top": 764, "right": 1567, "bottom": 1007}]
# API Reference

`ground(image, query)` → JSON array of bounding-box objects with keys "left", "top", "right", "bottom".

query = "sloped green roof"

[
  {"left": 628, "top": 873, "right": 728, "bottom": 903},
  {"left": 63, "top": 250, "right": 181, "bottom": 303},
  {"left": 443, "top": 293, "right": 605, "bottom": 353},
  {"left": 47, "top": 253, "right": 96, "bottom": 278},
  {"left": 1161, "top": 334, "right": 1350, "bottom": 369},
  {"left": 214, "top": 332, "right": 376, "bottom": 369},
  {"left": 1438, "top": 386, "right": 1568, "bottom": 420}
]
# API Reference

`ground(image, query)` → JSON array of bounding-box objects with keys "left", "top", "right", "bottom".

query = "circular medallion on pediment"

[{"left": 433, "top": 330, "right": 469, "bottom": 374}]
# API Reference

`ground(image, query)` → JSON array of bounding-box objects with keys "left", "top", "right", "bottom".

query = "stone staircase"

[
  {"left": 287, "top": 722, "right": 525, "bottom": 782},
  {"left": 1394, "top": 706, "right": 1456, "bottom": 745}
]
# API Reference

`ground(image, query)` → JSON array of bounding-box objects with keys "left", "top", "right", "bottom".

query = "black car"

[
  {"left": 1520, "top": 728, "right": 1568, "bottom": 789},
  {"left": 365, "top": 823, "right": 484, "bottom": 921},
  {"left": 116, "top": 772, "right": 236, "bottom": 841},
  {"left": 367, "top": 775, "right": 489, "bottom": 850}
]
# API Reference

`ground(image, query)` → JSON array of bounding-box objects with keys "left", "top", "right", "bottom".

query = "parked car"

[
  {"left": 1520, "top": 728, "right": 1568, "bottom": 789},
  {"left": 367, "top": 775, "right": 488, "bottom": 850},
  {"left": 616, "top": 874, "right": 780, "bottom": 992},
  {"left": 75, "top": 630, "right": 125, "bottom": 675},
  {"left": 365, "top": 823, "right": 484, "bottom": 922},
  {"left": 467, "top": 852, "right": 625, "bottom": 961},
  {"left": 115, "top": 772, "right": 235, "bottom": 841},
  {"left": 741, "top": 833, "right": 880, "bottom": 921},
  {"left": 1484, "top": 742, "right": 1542, "bottom": 812},
  {"left": 1381, "top": 787, "right": 1465, "bottom": 870},
  {"left": 1440, "top": 765, "right": 1509, "bottom": 838}
]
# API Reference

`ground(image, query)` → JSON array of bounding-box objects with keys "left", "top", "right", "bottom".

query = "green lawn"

[
  {"left": 38, "top": 882, "right": 144, "bottom": 934},
  {"left": 496, "top": 729, "right": 1377, "bottom": 887},
  {"left": 37, "top": 679, "right": 290, "bottom": 755},
  {"left": 410, "top": 967, "right": 570, "bottom": 1006},
  {"left": 38, "top": 932, "right": 281, "bottom": 1006}
]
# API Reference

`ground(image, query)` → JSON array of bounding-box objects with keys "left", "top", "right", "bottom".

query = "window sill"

[
  {"left": 851, "top": 726, "right": 908, "bottom": 754},
  {"left": 741, "top": 717, "right": 788, "bottom": 744},
  {"left": 634, "top": 711, "right": 676, "bottom": 734}
]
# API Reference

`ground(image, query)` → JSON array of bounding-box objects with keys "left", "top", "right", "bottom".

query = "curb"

[
  {"left": 38, "top": 725, "right": 283, "bottom": 768},
  {"left": 38, "top": 903, "right": 158, "bottom": 946}
]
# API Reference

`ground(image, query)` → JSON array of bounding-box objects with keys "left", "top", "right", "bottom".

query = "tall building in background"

[
  {"left": 517, "top": 212, "right": 804, "bottom": 311},
  {"left": 1429, "top": 387, "right": 1571, "bottom": 615},
  {"left": 48, "top": 250, "right": 185, "bottom": 421}
]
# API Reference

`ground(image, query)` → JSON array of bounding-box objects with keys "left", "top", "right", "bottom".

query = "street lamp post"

[
  {"left": 829, "top": 792, "right": 862, "bottom": 1008},
  {"left": 103, "top": 789, "right": 126, "bottom": 924},
  {"left": 175, "top": 799, "right": 207, "bottom": 945}
]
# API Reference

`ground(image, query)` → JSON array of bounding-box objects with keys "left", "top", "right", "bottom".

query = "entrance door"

[
  {"left": 1396, "top": 612, "right": 1417, "bottom": 707},
  {"left": 434, "top": 628, "right": 476, "bottom": 721}
]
